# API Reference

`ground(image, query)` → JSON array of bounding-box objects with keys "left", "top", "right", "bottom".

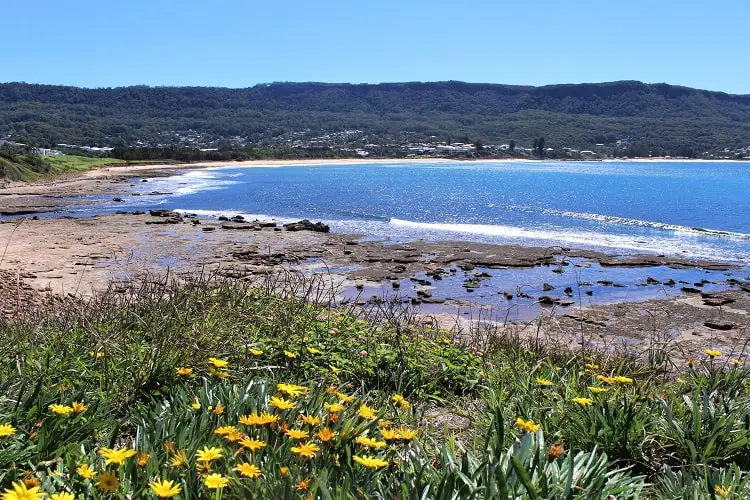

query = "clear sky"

[{"left": 2, "top": 0, "right": 749, "bottom": 94}]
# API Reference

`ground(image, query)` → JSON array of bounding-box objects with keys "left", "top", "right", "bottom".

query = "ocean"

[{"left": 80, "top": 159, "right": 750, "bottom": 264}]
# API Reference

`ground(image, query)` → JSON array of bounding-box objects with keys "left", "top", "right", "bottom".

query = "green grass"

[
  {"left": 0, "top": 273, "right": 748, "bottom": 498},
  {"left": 43, "top": 155, "right": 126, "bottom": 174}
]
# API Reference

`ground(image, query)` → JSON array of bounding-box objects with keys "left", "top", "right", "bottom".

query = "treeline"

[{"left": 2, "top": 81, "right": 750, "bottom": 154}]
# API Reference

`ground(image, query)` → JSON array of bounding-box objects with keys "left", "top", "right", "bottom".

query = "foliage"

[
  {"left": 2, "top": 81, "right": 750, "bottom": 154},
  {"left": 0, "top": 273, "right": 749, "bottom": 497}
]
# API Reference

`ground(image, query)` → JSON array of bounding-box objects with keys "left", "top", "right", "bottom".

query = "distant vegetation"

[
  {"left": 2, "top": 81, "right": 750, "bottom": 156},
  {"left": 0, "top": 144, "right": 124, "bottom": 181}
]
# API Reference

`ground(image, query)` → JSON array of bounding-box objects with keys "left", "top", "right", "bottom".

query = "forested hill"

[{"left": 2, "top": 80, "right": 750, "bottom": 154}]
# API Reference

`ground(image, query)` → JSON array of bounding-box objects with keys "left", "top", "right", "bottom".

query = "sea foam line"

[{"left": 542, "top": 209, "right": 750, "bottom": 240}]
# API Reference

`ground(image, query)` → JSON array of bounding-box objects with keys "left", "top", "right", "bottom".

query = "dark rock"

[
  {"left": 416, "top": 289, "right": 432, "bottom": 298},
  {"left": 283, "top": 219, "right": 330, "bottom": 233},
  {"left": 704, "top": 321, "right": 735, "bottom": 331},
  {"left": 564, "top": 287, "right": 573, "bottom": 296},
  {"left": 543, "top": 283, "right": 555, "bottom": 291},
  {"left": 646, "top": 277, "right": 661, "bottom": 284},
  {"left": 585, "top": 290, "right": 593, "bottom": 296},
  {"left": 597, "top": 280, "right": 614, "bottom": 286},
  {"left": 502, "top": 291, "right": 514, "bottom": 300},
  {"left": 538, "top": 296, "right": 554, "bottom": 306},
  {"left": 218, "top": 216, "right": 229, "bottom": 221},
  {"left": 693, "top": 282, "right": 705, "bottom": 287},
  {"left": 681, "top": 287, "right": 702, "bottom": 294},
  {"left": 202, "top": 227, "right": 215, "bottom": 232},
  {"left": 703, "top": 297, "right": 735, "bottom": 307},
  {"left": 112, "top": 197, "right": 123, "bottom": 202},
  {"left": 554, "top": 299, "right": 575, "bottom": 307},
  {"left": 664, "top": 278, "right": 676, "bottom": 286}
]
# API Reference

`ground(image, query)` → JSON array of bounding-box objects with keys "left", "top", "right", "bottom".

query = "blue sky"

[{"left": 2, "top": 0, "right": 749, "bottom": 93}]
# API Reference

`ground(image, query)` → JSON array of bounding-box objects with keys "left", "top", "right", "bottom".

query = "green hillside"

[{"left": 2, "top": 81, "right": 750, "bottom": 155}]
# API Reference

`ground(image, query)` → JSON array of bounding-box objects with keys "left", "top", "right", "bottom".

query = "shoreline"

[
  {"left": 0, "top": 210, "right": 748, "bottom": 356},
  {"left": 0, "top": 157, "right": 748, "bottom": 355}
]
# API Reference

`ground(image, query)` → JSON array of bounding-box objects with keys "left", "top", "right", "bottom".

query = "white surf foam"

[{"left": 542, "top": 209, "right": 750, "bottom": 240}]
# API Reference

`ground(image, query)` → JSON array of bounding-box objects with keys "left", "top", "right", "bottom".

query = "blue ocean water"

[{"left": 80, "top": 160, "right": 750, "bottom": 263}]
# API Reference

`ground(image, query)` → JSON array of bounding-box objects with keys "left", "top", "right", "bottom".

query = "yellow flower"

[
  {"left": 196, "top": 446, "right": 223, "bottom": 463},
  {"left": 239, "top": 438, "right": 266, "bottom": 452},
  {"left": 572, "top": 397, "right": 594, "bottom": 406},
  {"left": 323, "top": 402, "right": 345, "bottom": 413},
  {"left": 277, "top": 383, "right": 308, "bottom": 397},
  {"left": 295, "top": 479, "right": 311, "bottom": 491},
  {"left": 215, "top": 425, "right": 238, "bottom": 436},
  {"left": 732, "top": 358, "right": 742, "bottom": 366},
  {"left": 50, "top": 493, "right": 75, "bottom": 500},
  {"left": 76, "top": 464, "right": 97, "bottom": 479},
  {"left": 98, "top": 447, "right": 137, "bottom": 466},
  {"left": 396, "top": 427, "right": 418, "bottom": 441},
  {"left": 286, "top": 428, "right": 310, "bottom": 440},
  {"left": 279, "top": 466, "right": 289, "bottom": 476},
  {"left": 240, "top": 411, "right": 279, "bottom": 426},
  {"left": 148, "top": 478, "right": 182, "bottom": 498},
  {"left": 203, "top": 473, "right": 229, "bottom": 489},
  {"left": 585, "top": 363, "right": 600, "bottom": 371},
  {"left": 356, "top": 436, "right": 387, "bottom": 449},
  {"left": 284, "top": 350, "right": 298, "bottom": 359},
  {"left": 677, "top": 377, "right": 687, "bottom": 383},
  {"left": 176, "top": 367, "right": 193, "bottom": 376},
  {"left": 299, "top": 414, "right": 321, "bottom": 426},
  {"left": 208, "top": 357, "right": 229, "bottom": 368},
  {"left": 269, "top": 396, "right": 296, "bottom": 410},
  {"left": 704, "top": 349, "right": 722, "bottom": 358},
  {"left": 318, "top": 427, "right": 337, "bottom": 442},
  {"left": 336, "top": 392, "right": 355, "bottom": 403},
  {"left": 137, "top": 451, "right": 150, "bottom": 467},
  {"left": 381, "top": 428, "right": 400, "bottom": 442},
  {"left": 358, "top": 404, "right": 377, "bottom": 420},
  {"left": 392, "top": 394, "right": 410, "bottom": 409},
  {"left": 48, "top": 404, "right": 74, "bottom": 416},
  {"left": 0, "top": 424, "right": 16, "bottom": 437},
  {"left": 0, "top": 482, "right": 45, "bottom": 500},
  {"left": 209, "top": 368, "right": 229, "bottom": 379},
  {"left": 714, "top": 485, "right": 731, "bottom": 497},
  {"left": 329, "top": 365, "right": 341, "bottom": 374},
  {"left": 589, "top": 386, "right": 609, "bottom": 394},
  {"left": 535, "top": 377, "right": 554, "bottom": 386},
  {"left": 290, "top": 441, "right": 319, "bottom": 459},
  {"left": 224, "top": 430, "right": 244, "bottom": 442},
  {"left": 515, "top": 417, "right": 540, "bottom": 433},
  {"left": 236, "top": 462, "right": 262, "bottom": 478},
  {"left": 596, "top": 375, "right": 616, "bottom": 384},
  {"left": 169, "top": 450, "right": 188, "bottom": 467},
  {"left": 89, "top": 351, "right": 105, "bottom": 359},
  {"left": 307, "top": 347, "right": 322, "bottom": 354},
  {"left": 191, "top": 398, "right": 201, "bottom": 410},
  {"left": 71, "top": 401, "right": 87, "bottom": 414},
  {"left": 213, "top": 403, "right": 225, "bottom": 415},
  {"left": 353, "top": 455, "right": 389, "bottom": 469},
  {"left": 614, "top": 376, "right": 633, "bottom": 384},
  {"left": 249, "top": 348, "right": 263, "bottom": 356},
  {"left": 21, "top": 478, "right": 39, "bottom": 490},
  {"left": 96, "top": 471, "right": 120, "bottom": 493}
]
